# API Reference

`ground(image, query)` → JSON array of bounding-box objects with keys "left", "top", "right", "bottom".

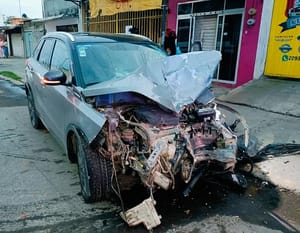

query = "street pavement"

[
  {"left": 1, "top": 56, "right": 300, "bottom": 195},
  {"left": 0, "top": 57, "right": 26, "bottom": 82},
  {"left": 216, "top": 78, "right": 300, "bottom": 194}
]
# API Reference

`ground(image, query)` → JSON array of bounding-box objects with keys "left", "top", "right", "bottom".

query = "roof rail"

[
  {"left": 46, "top": 31, "right": 75, "bottom": 41},
  {"left": 118, "top": 33, "right": 152, "bottom": 42}
]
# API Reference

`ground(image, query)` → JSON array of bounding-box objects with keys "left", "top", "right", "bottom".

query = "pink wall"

[
  {"left": 235, "top": 0, "right": 263, "bottom": 87},
  {"left": 167, "top": 0, "right": 263, "bottom": 88},
  {"left": 167, "top": 0, "right": 186, "bottom": 31}
]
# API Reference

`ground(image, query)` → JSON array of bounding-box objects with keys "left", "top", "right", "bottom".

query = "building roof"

[{"left": 0, "top": 24, "right": 21, "bottom": 31}]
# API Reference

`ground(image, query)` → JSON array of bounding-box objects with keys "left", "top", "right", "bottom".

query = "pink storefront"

[{"left": 167, "top": 0, "right": 263, "bottom": 87}]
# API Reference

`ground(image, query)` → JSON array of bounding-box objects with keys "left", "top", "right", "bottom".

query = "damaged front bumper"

[{"left": 120, "top": 197, "right": 161, "bottom": 230}]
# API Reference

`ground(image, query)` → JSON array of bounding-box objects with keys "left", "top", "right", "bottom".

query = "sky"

[{"left": 0, "top": 0, "right": 43, "bottom": 20}]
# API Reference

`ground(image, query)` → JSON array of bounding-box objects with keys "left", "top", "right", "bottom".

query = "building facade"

[
  {"left": 83, "top": 0, "right": 163, "bottom": 44},
  {"left": 85, "top": 0, "right": 274, "bottom": 87},
  {"left": 167, "top": 0, "right": 269, "bottom": 87},
  {"left": 23, "top": 0, "right": 80, "bottom": 57},
  {"left": 42, "top": 0, "right": 80, "bottom": 33},
  {"left": 264, "top": 0, "right": 300, "bottom": 79}
]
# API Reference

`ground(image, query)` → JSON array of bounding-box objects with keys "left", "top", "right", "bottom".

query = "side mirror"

[{"left": 41, "top": 70, "right": 67, "bottom": 85}]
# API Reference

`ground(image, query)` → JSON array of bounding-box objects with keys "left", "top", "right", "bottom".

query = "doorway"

[
  {"left": 176, "top": 1, "right": 244, "bottom": 84},
  {"left": 216, "top": 13, "right": 243, "bottom": 82},
  {"left": 177, "top": 18, "right": 192, "bottom": 53},
  {"left": 24, "top": 31, "right": 33, "bottom": 58}
]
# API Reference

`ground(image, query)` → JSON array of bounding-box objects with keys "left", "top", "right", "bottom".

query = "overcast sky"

[{"left": 0, "top": 0, "right": 43, "bottom": 19}]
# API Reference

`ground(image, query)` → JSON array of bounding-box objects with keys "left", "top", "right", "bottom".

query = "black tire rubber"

[
  {"left": 67, "top": 132, "right": 78, "bottom": 164},
  {"left": 212, "top": 172, "right": 248, "bottom": 191},
  {"left": 76, "top": 136, "right": 112, "bottom": 203},
  {"left": 236, "top": 157, "right": 254, "bottom": 175},
  {"left": 27, "top": 90, "right": 43, "bottom": 129}
]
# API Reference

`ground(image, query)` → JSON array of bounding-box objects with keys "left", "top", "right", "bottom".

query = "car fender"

[{"left": 64, "top": 105, "right": 107, "bottom": 150}]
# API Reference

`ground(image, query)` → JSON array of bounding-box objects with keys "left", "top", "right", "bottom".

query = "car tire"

[
  {"left": 27, "top": 90, "right": 43, "bottom": 129},
  {"left": 77, "top": 136, "right": 112, "bottom": 203}
]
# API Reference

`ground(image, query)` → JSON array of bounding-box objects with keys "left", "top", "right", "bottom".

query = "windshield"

[{"left": 76, "top": 42, "right": 167, "bottom": 86}]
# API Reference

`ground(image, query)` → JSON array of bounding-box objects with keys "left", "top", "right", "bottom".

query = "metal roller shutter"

[{"left": 193, "top": 15, "right": 217, "bottom": 51}]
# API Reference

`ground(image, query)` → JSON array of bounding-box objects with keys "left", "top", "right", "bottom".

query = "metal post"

[
  {"left": 85, "top": 0, "right": 90, "bottom": 32},
  {"left": 19, "top": 0, "right": 22, "bottom": 17},
  {"left": 161, "top": 0, "right": 168, "bottom": 47}
]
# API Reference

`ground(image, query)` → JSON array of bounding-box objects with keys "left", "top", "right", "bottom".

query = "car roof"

[{"left": 43, "top": 31, "right": 155, "bottom": 44}]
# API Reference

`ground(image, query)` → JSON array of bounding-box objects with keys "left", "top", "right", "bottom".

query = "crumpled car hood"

[{"left": 82, "top": 51, "right": 221, "bottom": 113}]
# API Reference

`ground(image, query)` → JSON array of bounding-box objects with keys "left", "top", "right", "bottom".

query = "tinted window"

[
  {"left": 32, "top": 39, "right": 44, "bottom": 60},
  {"left": 225, "top": 0, "right": 245, "bottom": 9},
  {"left": 38, "top": 39, "right": 55, "bottom": 70},
  {"left": 193, "top": 0, "right": 223, "bottom": 13},
  {"left": 56, "top": 24, "right": 78, "bottom": 32},
  {"left": 51, "top": 40, "right": 71, "bottom": 74},
  {"left": 177, "top": 19, "right": 191, "bottom": 53},
  {"left": 178, "top": 3, "right": 192, "bottom": 15},
  {"left": 185, "top": 0, "right": 245, "bottom": 14}
]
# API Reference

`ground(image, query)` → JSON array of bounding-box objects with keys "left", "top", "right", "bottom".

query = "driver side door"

[{"left": 40, "top": 39, "right": 73, "bottom": 144}]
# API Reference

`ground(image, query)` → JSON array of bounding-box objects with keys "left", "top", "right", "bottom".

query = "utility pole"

[
  {"left": 18, "top": 0, "right": 22, "bottom": 17},
  {"left": 85, "top": 0, "right": 90, "bottom": 32},
  {"left": 161, "top": 0, "right": 168, "bottom": 48}
]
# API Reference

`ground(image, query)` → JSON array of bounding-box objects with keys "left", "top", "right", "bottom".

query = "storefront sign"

[
  {"left": 90, "top": 0, "right": 162, "bottom": 17},
  {"left": 265, "top": 0, "right": 300, "bottom": 78}
]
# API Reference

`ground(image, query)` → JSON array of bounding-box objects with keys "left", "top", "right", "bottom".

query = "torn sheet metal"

[
  {"left": 82, "top": 51, "right": 221, "bottom": 113},
  {"left": 81, "top": 51, "right": 252, "bottom": 230}
]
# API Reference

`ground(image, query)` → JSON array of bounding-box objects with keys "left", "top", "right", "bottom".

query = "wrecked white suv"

[{"left": 25, "top": 32, "right": 249, "bottom": 230}]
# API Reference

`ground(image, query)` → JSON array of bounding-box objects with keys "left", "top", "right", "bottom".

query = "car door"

[
  {"left": 29, "top": 38, "right": 55, "bottom": 125},
  {"left": 40, "top": 39, "right": 74, "bottom": 144}
]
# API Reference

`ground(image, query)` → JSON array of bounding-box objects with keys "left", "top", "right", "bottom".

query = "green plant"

[{"left": 0, "top": 71, "right": 22, "bottom": 81}]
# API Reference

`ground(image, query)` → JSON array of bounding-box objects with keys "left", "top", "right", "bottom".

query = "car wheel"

[
  {"left": 76, "top": 136, "right": 112, "bottom": 203},
  {"left": 27, "top": 90, "right": 43, "bottom": 129}
]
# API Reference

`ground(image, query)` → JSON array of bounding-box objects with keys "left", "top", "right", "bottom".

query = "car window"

[
  {"left": 32, "top": 39, "right": 44, "bottom": 60},
  {"left": 38, "top": 39, "right": 55, "bottom": 70},
  {"left": 51, "top": 40, "right": 72, "bottom": 78},
  {"left": 76, "top": 42, "right": 166, "bottom": 86}
]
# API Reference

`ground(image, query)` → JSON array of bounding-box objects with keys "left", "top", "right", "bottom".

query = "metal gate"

[
  {"left": 85, "top": 9, "right": 162, "bottom": 44},
  {"left": 24, "top": 31, "right": 33, "bottom": 58},
  {"left": 193, "top": 15, "right": 217, "bottom": 51}
]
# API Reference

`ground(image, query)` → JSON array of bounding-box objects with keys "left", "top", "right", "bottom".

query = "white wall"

[
  {"left": 253, "top": 0, "right": 274, "bottom": 79},
  {"left": 45, "top": 18, "right": 79, "bottom": 32},
  {"left": 11, "top": 33, "right": 24, "bottom": 57}
]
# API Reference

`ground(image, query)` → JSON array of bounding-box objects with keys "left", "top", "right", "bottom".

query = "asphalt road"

[
  {"left": 0, "top": 79, "right": 27, "bottom": 107},
  {"left": 0, "top": 78, "right": 298, "bottom": 233}
]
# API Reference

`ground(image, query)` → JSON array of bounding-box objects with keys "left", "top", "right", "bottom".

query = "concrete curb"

[
  {"left": 0, "top": 75, "right": 24, "bottom": 86},
  {"left": 252, "top": 154, "right": 300, "bottom": 194}
]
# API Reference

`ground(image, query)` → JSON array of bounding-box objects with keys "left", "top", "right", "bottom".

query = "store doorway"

[
  {"left": 216, "top": 13, "right": 243, "bottom": 82},
  {"left": 177, "top": 18, "right": 192, "bottom": 53},
  {"left": 176, "top": 6, "right": 244, "bottom": 84}
]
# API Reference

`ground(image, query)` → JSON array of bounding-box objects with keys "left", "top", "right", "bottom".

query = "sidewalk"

[
  {"left": 216, "top": 77, "right": 300, "bottom": 117},
  {"left": 0, "top": 57, "right": 26, "bottom": 83},
  {"left": 214, "top": 77, "right": 300, "bottom": 193}
]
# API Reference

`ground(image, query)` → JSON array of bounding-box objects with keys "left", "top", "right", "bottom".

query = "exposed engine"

[{"left": 89, "top": 92, "right": 242, "bottom": 230}]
